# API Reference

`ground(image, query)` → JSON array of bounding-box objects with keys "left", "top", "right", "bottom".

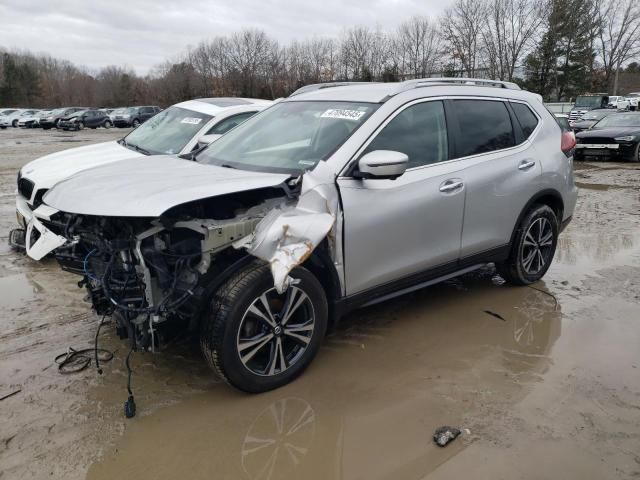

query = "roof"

[
  {"left": 286, "top": 79, "right": 539, "bottom": 104},
  {"left": 172, "top": 98, "right": 272, "bottom": 116}
]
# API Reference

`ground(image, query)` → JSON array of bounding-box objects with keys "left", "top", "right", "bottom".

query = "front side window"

[
  {"left": 207, "top": 112, "right": 257, "bottom": 135},
  {"left": 362, "top": 101, "right": 448, "bottom": 168},
  {"left": 511, "top": 102, "right": 539, "bottom": 139},
  {"left": 453, "top": 100, "right": 515, "bottom": 156},
  {"left": 123, "top": 106, "right": 213, "bottom": 155},
  {"left": 198, "top": 101, "right": 379, "bottom": 174}
]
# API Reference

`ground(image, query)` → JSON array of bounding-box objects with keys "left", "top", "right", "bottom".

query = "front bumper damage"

[{"left": 26, "top": 161, "right": 343, "bottom": 321}]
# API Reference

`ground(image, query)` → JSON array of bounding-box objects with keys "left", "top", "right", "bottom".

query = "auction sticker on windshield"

[
  {"left": 321, "top": 109, "right": 366, "bottom": 121},
  {"left": 181, "top": 117, "right": 203, "bottom": 125}
]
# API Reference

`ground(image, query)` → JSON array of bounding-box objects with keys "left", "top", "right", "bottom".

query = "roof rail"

[
  {"left": 394, "top": 77, "right": 521, "bottom": 96},
  {"left": 289, "top": 82, "right": 379, "bottom": 97}
]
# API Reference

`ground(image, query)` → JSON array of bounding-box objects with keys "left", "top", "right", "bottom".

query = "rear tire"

[
  {"left": 200, "top": 261, "right": 327, "bottom": 393},
  {"left": 104, "top": 120, "right": 112, "bottom": 129},
  {"left": 132, "top": 119, "right": 140, "bottom": 128},
  {"left": 497, "top": 204, "right": 559, "bottom": 285},
  {"left": 632, "top": 144, "right": 640, "bottom": 163},
  {"left": 12, "top": 120, "right": 18, "bottom": 127}
]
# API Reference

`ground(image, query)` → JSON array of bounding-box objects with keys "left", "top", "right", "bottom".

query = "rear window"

[
  {"left": 511, "top": 102, "right": 539, "bottom": 139},
  {"left": 452, "top": 100, "right": 515, "bottom": 156}
]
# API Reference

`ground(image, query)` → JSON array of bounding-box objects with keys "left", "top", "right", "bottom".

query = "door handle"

[
  {"left": 439, "top": 179, "right": 464, "bottom": 193},
  {"left": 518, "top": 160, "right": 536, "bottom": 171}
]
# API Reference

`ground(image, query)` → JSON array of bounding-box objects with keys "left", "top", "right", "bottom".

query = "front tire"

[
  {"left": 104, "top": 120, "right": 112, "bottom": 129},
  {"left": 132, "top": 119, "right": 140, "bottom": 128},
  {"left": 76, "top": 121, "right": 84, "bottom": 131},
  {"left": 200, "top": 261, "right": 328, "bottom": 393},
  {"left": 498, "top": 204, "right": 559, "bottom": 285}
]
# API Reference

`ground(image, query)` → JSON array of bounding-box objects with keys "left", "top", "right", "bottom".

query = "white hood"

[
  {"left": 20, "top": 141, "right": 143, "bottom": 191},
  {"left": 43, "top": 156, "right": 290, "bottom": 217}
]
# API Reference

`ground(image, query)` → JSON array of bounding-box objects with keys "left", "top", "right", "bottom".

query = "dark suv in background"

[
  {"left": 40, "top": 107, "right": 86, "bottom": 129},
  {"left": 58, "top": 109, "right": 113, "bottom": 130},
  {"left": 113, "top": 106, "right": 161, "bottom": 127}
]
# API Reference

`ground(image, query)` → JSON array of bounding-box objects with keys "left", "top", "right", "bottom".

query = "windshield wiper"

[
  {"left": 127, "top": 143, "right": 151, "bottom": 155},
  {"left": 220, "top": 163, "right": 237, "bottom": 169}
]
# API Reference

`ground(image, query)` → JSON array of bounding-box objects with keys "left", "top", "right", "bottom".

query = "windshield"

[
  {"left": 628, "top": 93, "right": 640, "bottom": 98},
  {"left": 111, "top": 108, "right": 127, "bottom": 115},
  {"left": 594, "top": 114, "right": 640, "bottom": 128},
  {"left": 575, "top": 96, "right": 605, "bottom": 108},
  {"left": 198, "top": 101, "right": 379, "bottom": 174},
  {"left": 123, "top": 106, "right": 212, "bottom": 155},
  {"left": 50, "top": 108, "right": 65, "bottom": 115},
  {"left": 125, "top": 107, "right": 138, "bottom": 114},
  {"left": 581, "top": 111, "right": 609, "bottom": 121}
]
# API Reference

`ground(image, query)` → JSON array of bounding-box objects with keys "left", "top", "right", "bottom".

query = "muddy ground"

[{"left": 0, "top": 128, "right": 639, "bottom": 480}]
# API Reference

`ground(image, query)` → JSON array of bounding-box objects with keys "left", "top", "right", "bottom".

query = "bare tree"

[
  {"left": 482, "top": 0, "right": 548, "bottom": 81},
  {"left": 441, "top": 0, "right": 488, "bottom": 77},
  {"left": 597, "top": 0, "right": 640, "bottom": 93},
  {"left": 395, "top": 16, "right": 441, "bottom": 78}
]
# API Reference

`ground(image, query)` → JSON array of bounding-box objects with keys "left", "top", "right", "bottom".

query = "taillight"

[{"left": 561, "top": 131, "right": 576, "bottom": 156}]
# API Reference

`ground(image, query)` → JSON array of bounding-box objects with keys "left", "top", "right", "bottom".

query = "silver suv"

[{"left": 29, "top": 79, "right": 578, "bottom": 394}]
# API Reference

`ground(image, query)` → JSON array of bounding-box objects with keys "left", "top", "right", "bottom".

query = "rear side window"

[
  {"left": 511, "top": 102, "right": 539, "bottom": 139},
  {"left": 207, "top": 112, "right": 257, "bottom": 135},
  {"left": 363, "top": 100, "right": 448, "bottom": 168},
  {"left": 452, "top": 100, "right": 515, "bottom": 156}
]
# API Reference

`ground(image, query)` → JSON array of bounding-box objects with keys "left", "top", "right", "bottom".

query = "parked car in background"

[
  {"left": 108, "top": 107, "right": 127, "bottom": 122},
  {"left": 568, "top": 94, "right": 609, "bottom": 122},
  {"left": 23, "top": 79, "right": 577, "bottom": 393},
  {"left": 40, "top": 107, "right": 86, "bottom": 129},
  {"left": 626, "top": 93, "right": 639, "bottom": 111},
  {"left": 112, "top": 105, "right": 162, "bottom": 127},
  {"left": 18, "top": 110, "right": 50, "bottom": 128},
  {"left": 13, "top": 97, "right": 271, "bottom": 252},
  {"left": 608, "top": 96, "right": 623, "bottom": 108},
  {"left": 570, "top": 109, "right": 613, "bottom": 132},
  {"left": 574, "top": 112, "right": 640, "bottom": 162},
  {"left": 58, "top": 109, "right": 112, "bottom": 130},
  {"left": 616, "top": 97, "right": 631, "bottom": 110},
  {"left": 1, "top": 109, "right": 40, "bottom": 128},
  {"left": 0, "top": 108, "right": 19, "bottom": 118}
]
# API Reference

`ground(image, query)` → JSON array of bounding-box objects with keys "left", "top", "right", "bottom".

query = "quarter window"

[
  {"left": 452, "top": 100, "right": 515, "bottom": 156},
  {"left": 363, "top": 101, "right": 448, "bottom": 168},
  {"left": 511, "top": 102, "right": 539, "bottom": 139}
]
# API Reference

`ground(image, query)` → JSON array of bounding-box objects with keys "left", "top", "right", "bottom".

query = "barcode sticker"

[{"left": 320, "top": 109, "right": 366, "bottom": 121}]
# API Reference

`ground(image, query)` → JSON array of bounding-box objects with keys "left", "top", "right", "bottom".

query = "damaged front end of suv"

[{"left": 28, "top": 151, "right": 342, "bottom": 400}]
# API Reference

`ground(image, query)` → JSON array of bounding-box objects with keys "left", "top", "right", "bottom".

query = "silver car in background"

[{"left": 29, "top": 79, "right": 578, "bottom": 394}]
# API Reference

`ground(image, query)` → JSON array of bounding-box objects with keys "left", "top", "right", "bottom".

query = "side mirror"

[
  {"left": 355, "top": 150, "right": 408, "bottom": 179},
  {"left": 197, "top": 133, "right": 222, "bottom": 148}
]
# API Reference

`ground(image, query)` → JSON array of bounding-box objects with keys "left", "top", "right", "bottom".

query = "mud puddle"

[{"left": 1, "top": 133, "right": 639, "bottom": 480}]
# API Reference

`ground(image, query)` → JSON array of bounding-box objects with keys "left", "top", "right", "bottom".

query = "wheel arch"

[
  {"left": 300, "top": 239, "right": 342, "bottom": 332},
  {"left": 508, "top": 189, "right": 564, "bottom": 250}
]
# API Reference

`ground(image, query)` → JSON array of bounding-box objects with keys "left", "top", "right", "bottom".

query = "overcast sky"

[{"left": 0, "top": 0, "right": 452, "bottom": 75}]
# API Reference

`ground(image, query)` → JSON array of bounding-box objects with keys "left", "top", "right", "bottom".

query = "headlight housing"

[{"left": 614, "top": 136, "right": 636, "bottom": 142}]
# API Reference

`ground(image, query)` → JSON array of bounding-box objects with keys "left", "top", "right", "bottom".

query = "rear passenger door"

[{"left": 450, "top": 99, "right": 543, "bottom": 259}]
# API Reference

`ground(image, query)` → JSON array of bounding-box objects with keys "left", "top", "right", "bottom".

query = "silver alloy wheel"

[
  {"left": 236, "top": 286, "right": 315, "bottom": 377},
  {"left": 521, "top": 217, "right": 553, "bottom": 275}
]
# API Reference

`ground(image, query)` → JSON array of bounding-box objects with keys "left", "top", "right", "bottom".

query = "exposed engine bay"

[
  {"left": 28, "top": 161, "right": 341, "bottom": 356},
  {"left": 42, "top": 191, "right": 289, "bottom": 351}
]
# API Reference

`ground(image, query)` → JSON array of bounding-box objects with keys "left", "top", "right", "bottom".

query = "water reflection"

[
  {"left": 87, "top": 275, "right": 564, "bottom": 480},
  {"left": 242, "top": 398, "right": 316, "bottom": 480}
]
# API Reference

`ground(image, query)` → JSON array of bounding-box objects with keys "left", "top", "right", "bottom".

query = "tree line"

[{"left": 1, "top": 0, "right": 639, "bottom": 108}]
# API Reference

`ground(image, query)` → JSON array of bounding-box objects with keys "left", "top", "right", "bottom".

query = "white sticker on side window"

[
  {"left": 320, "top": 109, "right": 366, "bottom": 121},
  {"left": 181, "top": 117, "right": 203, "bottom": 125}
]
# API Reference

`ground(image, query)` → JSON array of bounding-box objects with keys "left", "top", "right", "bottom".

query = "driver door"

[{"left": 338, "top": 100, "right": 466, "bottom": 295}]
